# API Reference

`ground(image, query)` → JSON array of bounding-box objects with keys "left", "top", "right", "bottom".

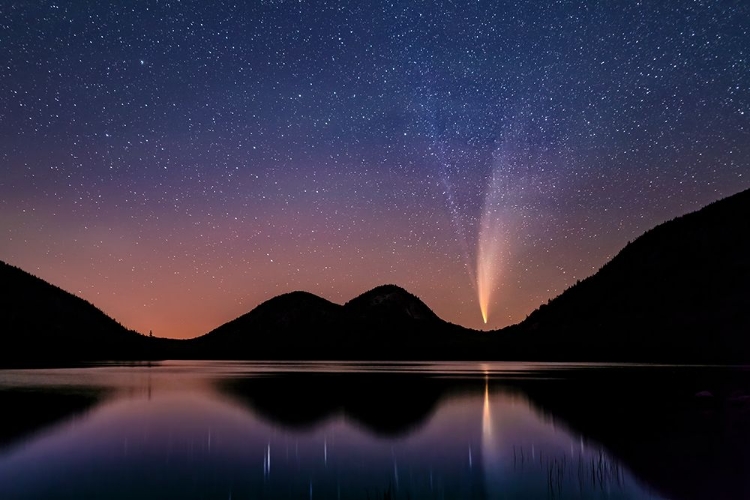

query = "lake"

[{"left": 0, "top": 361, "right": 748, "bottom": 499}]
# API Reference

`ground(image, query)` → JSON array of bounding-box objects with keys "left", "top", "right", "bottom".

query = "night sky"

[{"left": 2, "top": 1, "right": 748, "bottom": 338}]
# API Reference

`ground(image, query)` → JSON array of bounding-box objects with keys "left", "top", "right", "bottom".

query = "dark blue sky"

[{"left": 2, "top": 0, "right": 748, "bottom": 337}]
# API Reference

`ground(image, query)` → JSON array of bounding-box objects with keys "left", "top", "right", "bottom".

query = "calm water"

[{"left": 0, "top": 361, "right": 748, "bottom": 499}]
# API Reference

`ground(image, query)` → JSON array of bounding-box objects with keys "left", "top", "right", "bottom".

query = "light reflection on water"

[{"left": 0, "top": 362, "right": 674, "bottom": 499}]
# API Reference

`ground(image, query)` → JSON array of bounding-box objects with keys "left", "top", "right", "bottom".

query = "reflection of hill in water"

[
  {"left": 219, "top": 367, "right": 750, "bottom": 500},
  {"left": 218, "top": 372, "right": 449, "bottom": 437},
  {"left": 1, "top": 365, "right": 747, "bottom": 500},
  {"left": 0, "top": 387, "right": 105, "bottom": 452},
  {"left": 515, "top": 367, "right": 750, "bottom": 500}
]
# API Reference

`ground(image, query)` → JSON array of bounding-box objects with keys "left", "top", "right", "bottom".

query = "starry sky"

[{"left": 2, "top": 1, "right": 748, "bottom": 338}]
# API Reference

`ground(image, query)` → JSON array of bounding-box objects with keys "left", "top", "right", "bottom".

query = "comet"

[
  {"left": 476, "top": 170, "right": 506, "bottom": 325},
  {"left": 425, "top": 104, "right": 528, "bottom": 327},
  {"left": 476, "top": 127, "right": 524, "bottom": 326}
]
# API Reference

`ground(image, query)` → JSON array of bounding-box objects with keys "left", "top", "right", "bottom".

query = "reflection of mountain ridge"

[
  {"left": 0, "top": 387, "right": 106, "bottom": 453},
  {"left": 1, "top": 365, "right": 747, "bottom": 500},
  {"left": 219, "top": 368, "right": 750, "bottom": 500},
  {"left": 513, "top": 367, "right": 750, "bottom": 500},
  {"left": 218, "top": 373, "right": 449, "bottom": 437}
]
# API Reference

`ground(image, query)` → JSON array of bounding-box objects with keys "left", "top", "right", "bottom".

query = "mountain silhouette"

[
  {"left": 500, "top": 187, "right": 750, "bottom": 362},
  {"left": 344, "top": 284, "right": 441, "bottom": 323},
  {"left": 202, "top": 291, "right": 344, "bottom": 339},
  {"left": 2, "top": 188, "right": 748, "bottom": 364},
  {"left": 197, "top": 187, "right": 750, "bottom": 362},
  {"left": 190, "top": 284, "right": 482, "bottom": 359},
  {"left": 0, "top": 261, "right": 167, "bottom": 365}
]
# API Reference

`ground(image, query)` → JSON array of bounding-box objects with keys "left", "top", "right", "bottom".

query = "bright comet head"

[{"left": 476, "top": 217, "right": 501, "bottom": 328}]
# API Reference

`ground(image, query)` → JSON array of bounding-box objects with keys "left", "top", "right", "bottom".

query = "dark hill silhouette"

[
  {"left": 344, "top": 284, "right": 441, "bottom": 323},
  {"left": 198, "top": 182, "right": 750, "bottom": 362},
  {"left": 499, "top": 187, "right": 750, "bottom": 362},
  {"left": 2, "top": 188, "right": 749, "bottom": 364},
  {"left": 189, "top": 291, "right": 345, "bottom": 359},
  {"left": 202, "top": 291, "right": 344, "bottom": 340},
  {"left": 0, "top": 261, "right": 169, "bottom": 365},
  {"left": 191, "top": 284, "right": 486, "bottom": 360}
]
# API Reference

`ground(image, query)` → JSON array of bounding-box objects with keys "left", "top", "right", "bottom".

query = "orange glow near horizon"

[
  {"left": 0, "top": 190, "right": 640, "bottom": 340},
  {"left": 2, "top": 152, "right": 708, "bottom": 339}
]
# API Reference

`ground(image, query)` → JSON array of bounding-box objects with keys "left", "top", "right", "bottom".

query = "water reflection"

[
  {"left": 0, "top": 361, "right": 746, "bottom": 499},
  {"left": 481, "top": 378, "right": 633, "bottom": 499},
  {"left": 219, "top": 372, "right": 444, "bottom": 436}
]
